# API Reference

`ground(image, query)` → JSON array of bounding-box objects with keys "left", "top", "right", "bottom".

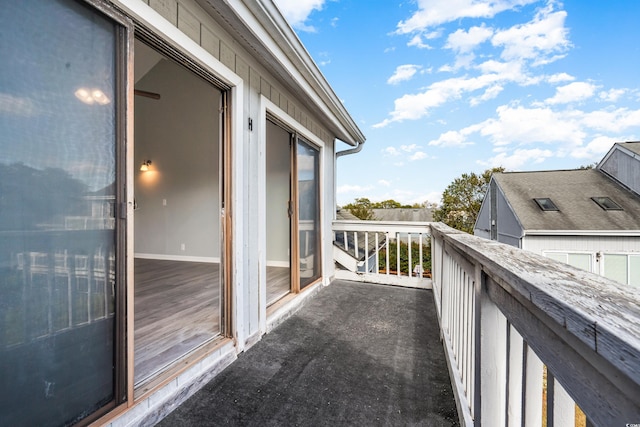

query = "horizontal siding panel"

[{"left": 524, "top": 235, "right": 640, "bottom": 254}]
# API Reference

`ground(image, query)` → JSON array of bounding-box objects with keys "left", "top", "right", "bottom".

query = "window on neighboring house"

[
  {"left": 591, "top": 197, "right": 623, "bottom": 211},
  {"left": 544, "top": 252, "right": 593, "bottom": 273},
  {"left": 534, "top": 198, "right": 559, "bottom": 211},
  {"left": 603, "top": 254, "right": 640, "bottom": 287}
]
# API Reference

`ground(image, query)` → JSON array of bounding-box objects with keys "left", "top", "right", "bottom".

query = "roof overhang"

[
  {"left": 524, "top": 230, "right": 640, "bottom": 237},
  {"left": 196, "top": 0, "right": 365, "bottom": 146}
]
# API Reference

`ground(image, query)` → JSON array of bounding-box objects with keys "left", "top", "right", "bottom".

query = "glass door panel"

[
  {"left": 297, "top": 139, "right": 321, "bottom": 289},
  {"left": 265, "top": 120, "right": 292, "bottom": 304},
  {"left": 0, "top": 0, "right": 121, "bottom": 425}
]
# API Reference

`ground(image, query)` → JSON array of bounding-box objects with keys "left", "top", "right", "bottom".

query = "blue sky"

[{"left": 273, "top": 0, "right": 640, "bottom": 206}]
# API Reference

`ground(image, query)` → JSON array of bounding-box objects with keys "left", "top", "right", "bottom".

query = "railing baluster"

[
  {"left": 408, "top": 233, "right": 412, "bottom": 278},
  {"left": 385, "top": 232, "right": 390, "bottom": 275},
  {"left": 419, "top": 234, "right": 423, "bottom": 278},
  {"left": 364, "top": 232, "right": 369, "bottom": 273},
  {"left": 354, "top": 231, "right": 359, "bottom": 259},
  {"left": 375, "top": 232, "right": 379, "bottom": 274},
  {"left": 396, "top": 232, "right": 400, "bottom": 277}
]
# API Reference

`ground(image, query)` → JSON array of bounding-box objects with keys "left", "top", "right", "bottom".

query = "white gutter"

[
  {"left": 336, "top": 141, "right": 363, "bottom": 158},
  {"left": 524, "top": 229, "right": 640, "bottom": 237}
]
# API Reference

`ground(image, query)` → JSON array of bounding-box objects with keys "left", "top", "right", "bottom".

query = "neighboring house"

[
  {"left": 0, "top": 1, "right": 364, "bottom": 426},
  {"left": 372, "top": 208, "right": 433, "bottom": 222},
  {"left": 475, "top": 142, "right": 640, "bottom": 287}
]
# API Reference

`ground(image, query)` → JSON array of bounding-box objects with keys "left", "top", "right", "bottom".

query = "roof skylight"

[
  {"left": 592, "top": 197, "right": 623, "bottom": 211},
  {"left": 534, "top": 198, "right": 559, "bottom": 211}
]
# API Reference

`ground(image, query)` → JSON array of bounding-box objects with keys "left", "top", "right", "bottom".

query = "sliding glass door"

[
  {"left": 296, "top": 139, "right": 321, "bottom": 289},
  {"left": 0, "top": 0, "right": 127, "bottom": 425},
  {"left": 265, "top": 120, "right": 322, "bottom": 302}
]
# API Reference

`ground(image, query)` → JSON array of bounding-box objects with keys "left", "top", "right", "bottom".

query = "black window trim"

[
  {"left": 533, "top": 197, "right": 559, "bottom": 211},
  {"left": 591, "top": 196, "right": 624, "bottom": 211}
]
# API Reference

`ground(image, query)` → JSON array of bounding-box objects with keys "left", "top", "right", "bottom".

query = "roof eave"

[
  {"left": 524, "top": 229, "right": 640, "bottom": 237},
  {"left": 196, "top": 0, "right": 365, "bottom": 146}
]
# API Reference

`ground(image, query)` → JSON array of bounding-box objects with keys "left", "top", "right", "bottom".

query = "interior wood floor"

[
  {"left": 134, "top": 258, "right": 221, "bottom": 385},
  {"left": 135, "top": 262, "right": 290, "bottom": 383},
  {"left": 267, "top": 266, "right": 290, "bottom": 306}
]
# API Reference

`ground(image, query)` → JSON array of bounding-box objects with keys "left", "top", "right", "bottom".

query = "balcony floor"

[{"left": 158, "top": 280, "right": 459, "bottom": 426}]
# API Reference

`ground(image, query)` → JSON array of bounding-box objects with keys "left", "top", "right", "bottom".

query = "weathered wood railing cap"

[{"left": 430, "top": 222, "right": 640, "bottom": 390}]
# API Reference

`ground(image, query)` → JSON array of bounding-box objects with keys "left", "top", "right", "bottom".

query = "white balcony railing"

[
  {"left": 332, "top": 220, "right": 432, "bottom": 288},
  {"left": 333, "top": 220, "right": 640, "bottom": 426}
]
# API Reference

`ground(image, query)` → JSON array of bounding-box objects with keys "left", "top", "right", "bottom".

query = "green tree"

[
  {"left": 342, "top": 197, "right": 376, "bottom": 220},
  {"left": 372, "top": 199, "right": 403, "bottom": 209},
  {"left": 433, "top": 167, "right": 505, "bottom": 233}
]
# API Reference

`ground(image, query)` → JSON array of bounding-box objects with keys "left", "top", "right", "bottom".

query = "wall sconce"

[{"left": 140, "top": 160, "right": 152, "bottom": 172}]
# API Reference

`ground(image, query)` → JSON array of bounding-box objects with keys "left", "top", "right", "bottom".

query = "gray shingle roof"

[
  {"left": 494, "top": 169, "right": 640, "bottom": 231},
  {"left": 371, "top": 208, "right": 432, "bottom": 222}
]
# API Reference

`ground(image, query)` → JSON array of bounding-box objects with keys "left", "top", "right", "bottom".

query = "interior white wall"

[
  {"left": 266, "top": 120, "right": 291, "bottom": 266},
  {"left": 134, "top": 57, "right": 221, "bottom": 260}
]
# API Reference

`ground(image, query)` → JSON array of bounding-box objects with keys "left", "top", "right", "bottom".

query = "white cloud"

[
  {"left": 378, "top": 3, "right": 577, "bottom": 127},
  {"left": 491, "top": 7, "right": 570, "bottom": 64},
  {"left": 400, "top": 143, "right": 419, "bottom": 152},
  {"left": 480, "top": 148, "right": 554, "bottom": 169},
  {"left": 470, "top": 85, "right": 504, "bottom": 105},
  {"left": 407, "top": 35, "right": 432, "bottom": 49},
  {"left": 476, "top": 105, "right": 587, "bottom": 147},
  {"left": 445, "top": 25, "right": 494, "bottom": 53},
  {"left": 599, "top": 88, "right": 626, "bottom": 103},
  {"left": 0, "top": 93, "right": 37, "bottom": 116},
  {"left": 396, "top": 0, "right": 537, "bottom": 34},
  {"left": 337, "top": 184, "right": 374, "bottom": 194},
  {"left": 410, "top": 151, "right": 428, "bottom": 161},
  {"left": 430, "top": 104, "right": 640, "bottom": 164},
  {"left": 570, "top": 136, "right": 617, "bottom": 159},
  {"left": 387, "top": 64, "right": 422, "bottom": 85},
  {"left": 580, "top": 108, "right": 640, "bottom": 133},
  {"left": 383, "top": 146, "right": 400, "bottom": 156},
  {"left": 543, "top": 82, "right": 597, "bottom": 105},
  {"left": 378, "top": 179, "right": 392, "bottom": 187},
  {"left": 428, "top": 130, "right": 475, "bottom": 147},
  {"left": 374, "top": 73, "right": 511, "bottom": 127},
  {"left": 274, "top": 0, "right": 324, "bottom": 31},
  {"left": 547, "top": 72, "right": 575, "bottom": 83}
]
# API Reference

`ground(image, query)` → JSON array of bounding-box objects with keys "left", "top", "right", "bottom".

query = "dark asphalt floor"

[{"left": 157, "top": 280, "right": 459, "bottom": 426}]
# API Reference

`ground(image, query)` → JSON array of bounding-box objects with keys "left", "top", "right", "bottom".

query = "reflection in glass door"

[
  {"left": 266, "top": 120, "right": 292, "bottom": 305},
  {"left": 296, "top": 139, "right": 321, "bottom": 289},
  {"left": 0, "top": 0, "right": 126, "bottom": 425}
]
